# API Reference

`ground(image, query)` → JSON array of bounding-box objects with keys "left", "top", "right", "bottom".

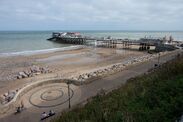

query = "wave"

[{"left": 0, "top": 45, "right": 85, "bottom": 57}]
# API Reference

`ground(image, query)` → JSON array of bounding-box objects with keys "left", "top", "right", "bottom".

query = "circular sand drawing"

[{"left": 29, "top": 85, "right": 74, "bottom": 108}]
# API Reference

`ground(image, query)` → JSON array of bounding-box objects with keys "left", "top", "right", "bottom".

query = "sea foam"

[{"left": 0, "top": 45, "right": 85, "bottom": 57}]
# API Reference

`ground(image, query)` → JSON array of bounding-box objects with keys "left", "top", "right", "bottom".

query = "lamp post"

[
  {"left": 158, "top": 53, "right": 160, "bottom": 65},
  {"left": 154, "top": 53, "right": 160, "bottom": 68},
  {"left": 67, "top": 81, "right": 71, "bottom": 109}
]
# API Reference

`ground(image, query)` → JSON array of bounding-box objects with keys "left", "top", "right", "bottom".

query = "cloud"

[{"left": 0, "top": 0, "right": 182, "bottom": 30}]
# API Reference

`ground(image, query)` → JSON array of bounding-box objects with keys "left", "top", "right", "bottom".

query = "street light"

[
  {"left": 67, "top": 81, "right": 71, "bottom": 109},
  {"left": 154, "top": 53, "right": 161, "bottom": 68},
  {"left": 158, "top": 53, "right": 160, "bottom": 65}
]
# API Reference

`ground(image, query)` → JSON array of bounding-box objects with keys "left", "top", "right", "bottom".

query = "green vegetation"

[{"left": 54, "top": 55, "right": 183, "bottom": 122}]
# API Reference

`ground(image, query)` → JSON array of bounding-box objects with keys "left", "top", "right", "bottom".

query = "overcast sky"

[{"left": 0, "top": 0, "right": 182, "bottom": 30}]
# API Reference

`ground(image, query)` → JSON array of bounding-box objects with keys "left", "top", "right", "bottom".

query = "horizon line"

[{"left": 0, "top": 30, "right": 183, "bottom": 32}]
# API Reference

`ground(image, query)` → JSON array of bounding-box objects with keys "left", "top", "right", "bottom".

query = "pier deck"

[{"left": 47, "top": 32, "right": 179, "bottom": 51}]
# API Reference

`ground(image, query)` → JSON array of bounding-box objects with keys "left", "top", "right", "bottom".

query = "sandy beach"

[
  {"left": 0, "top": 47, "right": 146, "bottom": 94},
  {"left": 0, "top": 47, "right": 181, "bottom": 122}
]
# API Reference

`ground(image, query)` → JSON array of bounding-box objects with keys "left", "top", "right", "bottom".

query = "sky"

[{"left": 0, "top": 0, "right": 183, "bottom": 31}]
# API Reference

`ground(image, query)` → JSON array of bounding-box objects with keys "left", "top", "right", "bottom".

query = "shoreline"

[{"left": 0, "top": 45, "right": 85, "bottom": 57}]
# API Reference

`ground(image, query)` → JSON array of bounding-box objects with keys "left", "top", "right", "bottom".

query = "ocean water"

[
  {"left": 0, "top": 31, "right": 72, "bottom": 55},
  {"left": 0, "top": 31, "right": 182, "bottom": 56},
  {"left": 82, "top": 31, "right": 183, "bottom": 41}
]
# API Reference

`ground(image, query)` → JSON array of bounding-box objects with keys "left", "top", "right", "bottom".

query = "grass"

[{"left": 53, "top": 54, "right": 183, "bottom": 122}]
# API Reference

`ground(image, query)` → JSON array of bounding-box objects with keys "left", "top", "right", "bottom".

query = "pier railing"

[{"left": 47, "top": 33, "right": 180, "bottom": 51}]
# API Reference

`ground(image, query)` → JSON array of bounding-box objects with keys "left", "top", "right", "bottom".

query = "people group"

[{"left": 41, "top": 110, "right": 55, "bottom": 120}]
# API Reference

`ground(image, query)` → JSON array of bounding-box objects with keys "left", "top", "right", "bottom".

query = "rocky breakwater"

[
  {"left": 72, "top": 64, "right": 125, "bottom": 82},
  {"left": 0, "top": 89, "right": 20, "bottom": 105},
  {"left": 72, "top": 52, "right": 169, "bottom": 82},
  {"left": 0, "top": 66, "right": 52, "bottom": 105},
  {"left": 16, "top": 65, "right": 51, "bottom": 80}
]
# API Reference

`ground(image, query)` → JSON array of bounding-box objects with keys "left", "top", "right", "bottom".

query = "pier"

[
  {"left": 47, "top": 32, "right": 180, "bottom": 51},
  {"left": 47, "top": 32, "right": 87, "bottom": 45},
  {"left": 51, "top": 37, "right": 86, "bottom": 45},
  {"left": 96, "top": 39, "right": 154, "bottom": 51}
]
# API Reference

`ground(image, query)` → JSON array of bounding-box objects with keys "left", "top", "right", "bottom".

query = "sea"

[{"left": 0, "top": 31, "right": 183, "bottom": 56}]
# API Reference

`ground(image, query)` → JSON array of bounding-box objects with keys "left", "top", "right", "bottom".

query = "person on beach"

[
  {"left": 20, "top": 100, "right": 24, "bottom": 109},
  {"left": 41, "top": 112, "right": 47, "bottom": 118},
  {"left": 49, "top": 110, "right": 55, "bottom": 116},
  {"left": 16, "top": 106, "right": 21, "bottom": 113}
]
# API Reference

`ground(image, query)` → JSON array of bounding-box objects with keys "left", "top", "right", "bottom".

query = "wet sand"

[{"left": 0, "top": 47, "right": 145, "bottom": 95}]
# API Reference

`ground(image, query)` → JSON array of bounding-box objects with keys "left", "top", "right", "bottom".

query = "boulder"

[
  {"left": 72, "top": 77, "right": 78, "bottom": 81},
  {"left": 87, "top": 73, "right": 92, "bottom": 78},
  {"left": 28, "top": 73, "right": 34, "bottom": 77},
  {"left": 30, "top": 65, "right": 40, "bottom": 73},
  {"left": 24, "top": 70, "right": 30, "bottom": 75},
  {"left": 91, "top": 72, "right": 97, "bottom": 77},
  {"left": 17, "top": 75, "right": 22, "bottom": 79},
  {"left": 19, "top": 72, "right": 28, "bottom": 78},
  {"left": 83, "top": 74, "right": 88, "bottom": 79},
  {"left": 78, "top": 75, "right": 82, "bottom": 79},
  {"left": 41, "top": 67, "right": 49, "bottom": 73},
  {"left": 35, "top": 72, "right": 41, "bottom": 75},
  {"left": 4, "top": 93, "right": 8, "bottom": 97}
]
